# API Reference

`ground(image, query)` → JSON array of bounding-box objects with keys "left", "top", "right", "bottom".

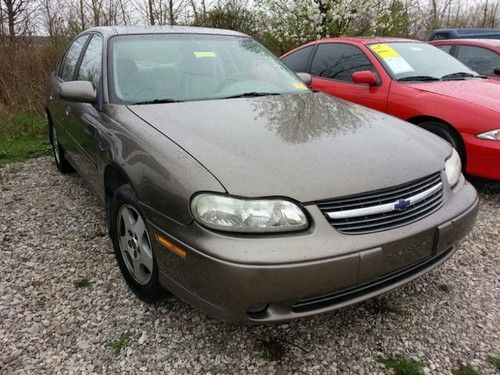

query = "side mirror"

[
  {"left": 352, "top": 71, "right": 377, "bottom": 86},
  {"left": 494, "top": 67, "right": 500, "bottom": 76},
  {"left": 296, "top": 72, "right": 312, "bottom": 86},
  {"left": 59, "top": 81, "right": 96, "bottom": 103}
]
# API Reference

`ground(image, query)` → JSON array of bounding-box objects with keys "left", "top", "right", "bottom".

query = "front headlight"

[
  {"left": 445, "top": 148, "right": 461, "bottom": 187},
  {"left": 477, "top": 129, "right": 500, "bottom": 141},
  {"left": 191, "top": 193, "right": 308, "bottom": 233}
]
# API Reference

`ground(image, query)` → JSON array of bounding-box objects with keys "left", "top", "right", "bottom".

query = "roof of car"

[
  {"left": 314, "top": 36, "right": 418, "bottom": 45},
  {"left": 83, "top": 25, "right": 248, "bottom": 38},
  {"left": 430, "top": 38, "right": 500, "bottom": 50}
]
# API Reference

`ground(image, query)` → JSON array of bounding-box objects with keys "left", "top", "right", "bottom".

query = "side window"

[
  {"left": 77, "top": 34, "right": 103, "bottom": 89},
  {"left": 436, "top": 44, "right": 452, "bottom": 54},
  {"left": 281, "top": 46, "right": 314, "bottom": 72},
  {"left": 310, "top": 43, "right": 375, "bottom": 82},
  {"left": 456, "top": 46, "right": 500, "bottom": 75},
  {"left": 431, "top": 32, "right": 449, "bottom": 41},
  {"left": 59, "top": 35, "right": 89, "bottom": 81}
]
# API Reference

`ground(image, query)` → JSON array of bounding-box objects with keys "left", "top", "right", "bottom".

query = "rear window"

[{"left": 282, "top": 46, "right": 314, "bottom": 72}]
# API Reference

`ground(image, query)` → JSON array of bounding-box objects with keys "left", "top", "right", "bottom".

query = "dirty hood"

[
  {"left": 128, "top": 93, "right": 450, "bottom": 202},
  {"left": 405, "top": 79, "right": 500, "bottom": 113}
]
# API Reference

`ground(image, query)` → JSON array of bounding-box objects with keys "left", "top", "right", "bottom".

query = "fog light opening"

[{"left": 247, "top": 304, "right": 269, "bottom": 316}]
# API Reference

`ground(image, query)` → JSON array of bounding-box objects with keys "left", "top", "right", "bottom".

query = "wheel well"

[
  {"left": 407, "top": 115, "right": 466, "bottom": 164},
  {"left": 103, "top": 164, "right": 133, "bottom": 218}
]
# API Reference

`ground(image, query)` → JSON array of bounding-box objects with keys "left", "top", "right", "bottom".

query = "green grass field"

[{"left": 0, "top": 113, "right": 51, "bottom": 166}]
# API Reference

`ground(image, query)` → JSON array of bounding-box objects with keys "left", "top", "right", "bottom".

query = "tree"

[{"left": 1, "top": 0, "right": 30, "bottom": 41}]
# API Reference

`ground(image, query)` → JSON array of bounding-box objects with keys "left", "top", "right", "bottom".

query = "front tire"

[
  {"left": 109, "top": 184, "right": 165, "bottom": 302},
  {"left": 418, "top": 120, "right": 466, "bottom": 169}
]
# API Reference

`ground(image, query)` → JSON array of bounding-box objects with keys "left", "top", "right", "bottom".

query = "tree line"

[{"left": 0, "top": 0, "right": 499, "bottom": 115}]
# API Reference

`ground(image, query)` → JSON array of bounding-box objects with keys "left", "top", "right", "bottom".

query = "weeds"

[
  {"left": 379, "top": 356, "right": 423, "bottom": 375},
  {"left": 487, "top": 356, "right": 500, "bottom": 371},
  {"left": 437, "top": 283, "right": 452, "bottom": 293},
  {"left": 105, "top": 332, "right": 131, "bottom": 356},
  {"left": 73, "top": 278, "right": 91, "bottom": 289},
  {"left": 452, "top": 364, "right": 481, "bottom": 375},
  {"left": 259, "top": 338, "right": 285, "bottom": 361}
]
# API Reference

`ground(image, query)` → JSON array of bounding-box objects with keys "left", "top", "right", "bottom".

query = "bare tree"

[
  {"left": 140, "top": 0, "right": 186, "bottom": 25},
  {"left": 1, "top": 0, "right": 30, "bottom": 41}
]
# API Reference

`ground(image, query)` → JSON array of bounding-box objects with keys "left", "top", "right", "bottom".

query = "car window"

[
  {"left": 59, "top": 35, "right": 90, "bottom": 81},
  {"left": 282, "top": 46, "right": 314, "bottom": 72},
  {"left": 456, "top": 45, "right": 500, "bottom": 76},
  {"left": 310, "top": 43, "right": 375, "bottom": 82},
  {"left": 108, "top": 34, "right": 310, "bottom": 104},
  {"left": 435, "top": 44, "right": 452, "bottom": 54},
  {"left": 369, "top": 42, "right": 477, "bottom": 80},
  {"left": 431, "top": 32, "right": 449, "bottom": 41},
  {"left": 77, "top": 34, "right": 103, "bottom": 89}
]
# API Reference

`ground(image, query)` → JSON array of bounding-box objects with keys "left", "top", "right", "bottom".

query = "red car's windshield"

[{"left": 369, "top": 42, "right": 479, "bottom": 81}]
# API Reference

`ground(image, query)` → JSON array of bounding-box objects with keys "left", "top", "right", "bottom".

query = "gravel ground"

[{"left": 0, "top": 157, "right": 499, "bottom": 375}]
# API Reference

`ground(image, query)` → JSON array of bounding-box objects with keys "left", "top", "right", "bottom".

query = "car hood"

[
  {"left": 405, "top": 79, "right": 500, "bottom": 113},
  {"left": 128, "top": 93, "right": 450, "bottom": 202}
]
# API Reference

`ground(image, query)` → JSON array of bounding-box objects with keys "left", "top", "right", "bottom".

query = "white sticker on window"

[{"left": 384, "top": 56, "right": 415, "bottom": 75}]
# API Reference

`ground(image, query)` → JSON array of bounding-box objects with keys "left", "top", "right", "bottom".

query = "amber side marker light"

[{"left": 155, "top": 233, "right": 187, "bottom": 258}]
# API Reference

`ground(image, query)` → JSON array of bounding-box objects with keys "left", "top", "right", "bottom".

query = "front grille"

[
  {"left": 292, "top": 246, "right": 453, "bottom": 313},
  {"left": 317, "top": 172, "right": 444, "bottom": 234}
]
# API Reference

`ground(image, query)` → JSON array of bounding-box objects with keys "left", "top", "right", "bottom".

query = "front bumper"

[
  {"left": 463, "top": 133, "right": 500, "bottom": 181},
  {"left": 147, "top": 177, "right": 478, "bottom": 322}
]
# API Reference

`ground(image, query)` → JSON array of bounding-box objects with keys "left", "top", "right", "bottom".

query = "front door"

[
  {"left": 67, "top": 33, "right": 104, "bottom": 189},
  {"left": 309, "top": 42, "right": 390, "bottom": 113}
]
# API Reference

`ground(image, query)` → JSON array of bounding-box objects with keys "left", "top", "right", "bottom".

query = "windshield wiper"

[
  {"left": 397, "top": 76, "right": 440, "bottom": 82},
  {"left": 441, "top": 72, "right": 483, "bottom": 80},
  {"left": 221, "top": 92, "right": 282, "bottom": 99},
  {"left": 132, "top": 98, "right": 183, "bottom": 105}
]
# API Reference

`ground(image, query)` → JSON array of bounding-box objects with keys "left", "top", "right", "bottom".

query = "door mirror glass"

[
  {"left": 59, "top": 81, "right": 96, "bottom": 103},
  {"left": 494, "top": 67, "right": 500, "bottom": 76},
  {"left": 352, "top": 71, "right": 377, "bottom": 85},
  {"left": 296, "top": 72, "right": 312, "bottom": 86}
]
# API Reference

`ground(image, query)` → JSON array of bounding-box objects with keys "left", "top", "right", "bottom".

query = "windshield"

[
  {"left": 368, "top": 42, "right": 479, "bottom": 81},
  {"left": 108, "top": 34, "right": 309, "bottom": 104}
]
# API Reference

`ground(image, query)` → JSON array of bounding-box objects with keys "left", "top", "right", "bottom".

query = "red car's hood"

[{"left": 405, "top": 79, "right": 500, "bottom": 113}]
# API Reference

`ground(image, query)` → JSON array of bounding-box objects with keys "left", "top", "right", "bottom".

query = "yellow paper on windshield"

[
  {"left": 370, "top": 44, "right": 400, "bottom": 59},
  {"left": 293, "top": 81, "right": 307, "bottom": 90},
  {"left": 194, "top": 51, "right": 217, "bottom": 58}
]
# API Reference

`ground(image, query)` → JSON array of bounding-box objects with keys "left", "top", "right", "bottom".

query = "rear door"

[
  {"left": 309, "top": 43, "right": 390, "bottom": 112},
  {"left": 68, "top": 33, "right": 104, "bottom": 189}
]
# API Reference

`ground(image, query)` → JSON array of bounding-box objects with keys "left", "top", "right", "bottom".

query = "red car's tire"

[{"left": 418, "top": 121, "right": 466, "bottom": 170}]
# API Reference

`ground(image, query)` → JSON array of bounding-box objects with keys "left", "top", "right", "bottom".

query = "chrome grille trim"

[
  {"left": 317, "top": 172, "right": 444, "bottom": 234},
  {"left": 326, "top": 182, "right": 442, "bottom": 219}
]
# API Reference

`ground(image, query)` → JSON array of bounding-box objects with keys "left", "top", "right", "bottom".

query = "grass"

[
  {"left": 105, "top": 332, "right": 131, "bottom": 356},
  {"left": 487, "top": 356, "right": 500, "bottom": 371},
  {"left": 0, "top": 112, "right": 51, "bottom": 165},
  {"left": 259, "top": 338, "right": 285, "bottom": 361},
  {"left": 452, "top": 364, "right": 481, "bottom": 375},
  {"left": 437, "top": 283, "right": 452, "bottom": 293},
  {"left": 379, "top": 357, "right": 423, "bottom": 375},
  {"left": 73, "top": 277, "right": 91, "bottom": 289}
]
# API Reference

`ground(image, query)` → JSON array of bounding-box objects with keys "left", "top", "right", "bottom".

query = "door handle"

[{"left": 81, "top": 113, "right": 98, "bottom": 136}]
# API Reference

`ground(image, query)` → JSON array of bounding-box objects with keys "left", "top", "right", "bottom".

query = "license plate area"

[{"left": 382, "top": 228, "right": 437, "bottom": 272}]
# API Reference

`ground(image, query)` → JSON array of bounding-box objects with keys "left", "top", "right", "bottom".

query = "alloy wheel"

[{"left": 117, "top": 204, "right": 154, "bottom": 285}]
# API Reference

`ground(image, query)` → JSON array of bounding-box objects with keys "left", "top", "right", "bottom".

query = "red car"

[
  {"left": 281, "top": 37, "right": 500, "bottom": 181},
  {"left": 430, "top": 39, "right": 500, "bottom": 80}
]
